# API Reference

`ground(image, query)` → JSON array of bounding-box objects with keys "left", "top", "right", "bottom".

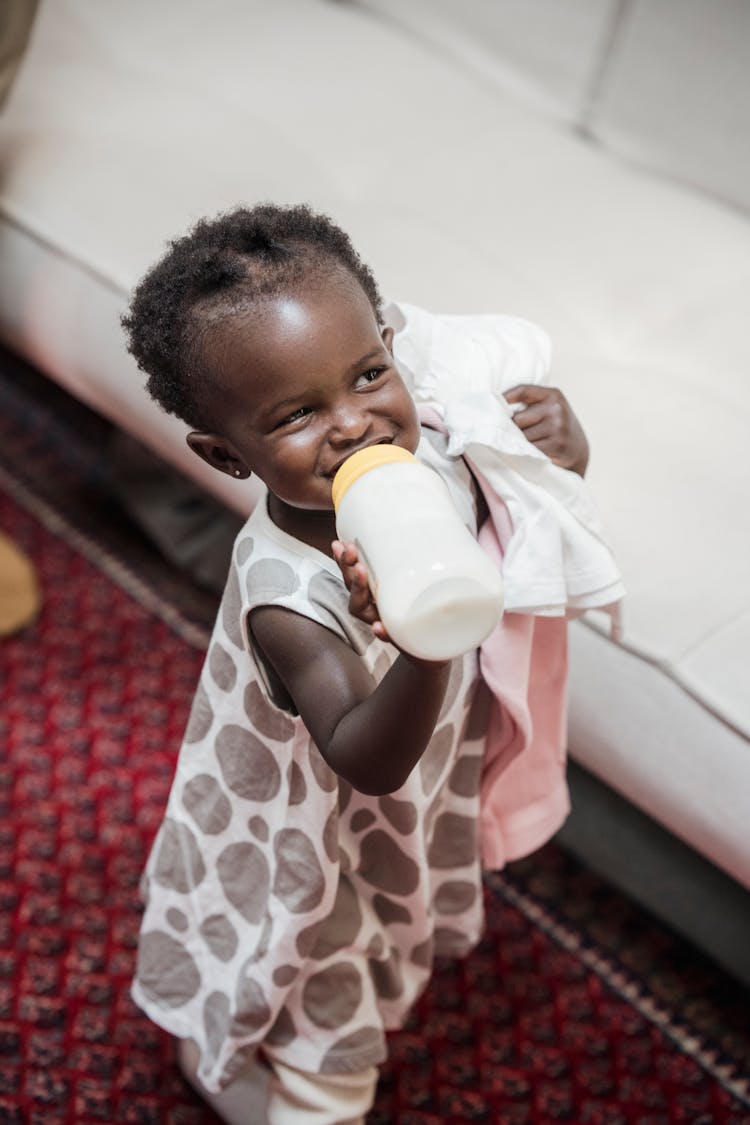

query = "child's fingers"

[
  {"left": 333, "top": 540, "right": 381, "bottom": 623},
  {"left": 333, "top": 539, "right": 393, "bottom": 639},
  {"left": 504, "top": 386, "right": 554, "bottom": 424},
  {"left": 332, "top": 540, "right": 362, "bottom": 589},
  {"left": 504, "top": 384, "right": 548, "bottom": 405},
  {"left": 517, "top": 419, "right": 554, "bottom": 446},
  {"left": 332, "top": 539, "right": 357, "bottom": 568},
  {"left": 505, "top": 387, "right": 588, "bottom": 474},
  {"left": 371, "top": 620, "right": 393, "bottom": 643},
  {"left": 508, "top": 402, "right": 548, "bottom": 430},
  {"left": 332, "top": 540, "right": 369, "bottom": 597},
  {"left": 348, "top": 561, "right": 372, "bottom": 603},
  {"left": 349, "top": 576, "right": 383, "bottom": 628}
]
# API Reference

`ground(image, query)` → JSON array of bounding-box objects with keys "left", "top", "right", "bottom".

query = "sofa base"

[{"left": 556, "top": 760, "right": 750, "bottom": 989}]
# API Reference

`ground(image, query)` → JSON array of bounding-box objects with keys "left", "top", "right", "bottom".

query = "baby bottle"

[{"left": 332, "top": 445, "right": 504, "bottom": 660}]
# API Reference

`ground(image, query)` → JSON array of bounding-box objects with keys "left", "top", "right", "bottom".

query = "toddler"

[{"left": 122, "top": 203, "right": 618, "bottom": 1124}]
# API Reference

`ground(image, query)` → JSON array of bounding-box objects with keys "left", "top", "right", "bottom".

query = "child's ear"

[
  {"left": 186, "top": 432, "right": 251, "bottom": 479},
  {"left": 381, "top": 325, "right": 394, "bottom": 354}
]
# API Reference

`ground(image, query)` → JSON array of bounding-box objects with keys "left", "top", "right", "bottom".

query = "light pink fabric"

[
  {"left": 418, "top": 408, "right": 571, "bottom": 868},
  {"left": 474, "top": 461, "right": 570, "bottom": 868}
]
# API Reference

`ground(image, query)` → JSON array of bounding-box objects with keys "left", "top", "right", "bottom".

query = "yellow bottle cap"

[{"left": 331, "top": 444, "right": 416, "bottom": 511}]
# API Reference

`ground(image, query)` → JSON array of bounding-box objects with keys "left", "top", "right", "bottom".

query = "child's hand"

[
  {"left": 332, "top": 540, "right": 392, "bottom": 643},
  {"left": 504, "top": 384, "right": 589, "bottom": 476}
]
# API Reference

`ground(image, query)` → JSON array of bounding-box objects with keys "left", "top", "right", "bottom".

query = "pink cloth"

[
  {"left": 419, "top": 407, "right": 571, "bottom": 868},
  {"left": 474, "top": 460, "right": 570, "bottom": 868}
]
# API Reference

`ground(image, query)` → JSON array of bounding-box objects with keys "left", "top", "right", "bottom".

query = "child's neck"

[{"left": 267, "top": 493, "right": 338, "bottom": 558}]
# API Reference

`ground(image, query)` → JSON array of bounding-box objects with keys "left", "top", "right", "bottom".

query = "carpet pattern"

[{"left": 1, "top": 349, "right": 749, "bottom": 1123}]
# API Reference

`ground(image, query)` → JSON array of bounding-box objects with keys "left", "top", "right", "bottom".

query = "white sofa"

[{"left": 1, "top": 0, "right": 749, "bottom": 981}]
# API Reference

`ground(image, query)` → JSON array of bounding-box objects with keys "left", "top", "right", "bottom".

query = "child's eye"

[
  {"left": 278, "top": 406, "right": 311, "bottom": 427},
  {"left": 356, "top": 366, "right": 386, "bottom": 387}
]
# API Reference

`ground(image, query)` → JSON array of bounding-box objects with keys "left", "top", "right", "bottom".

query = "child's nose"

[{"left": 329, "top": 403, "right": 369, "bottom": 445}]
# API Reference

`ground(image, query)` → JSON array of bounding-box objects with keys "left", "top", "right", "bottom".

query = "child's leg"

[
  {"left": 178, "top": 1037, "right": 271, "bottom": 1125},
  {"left": 267, "top": 1056, "right": 378, "bottom": 1125},
  {"left": 178, "top": 1037, "right": 378, "bottom": 1125}
]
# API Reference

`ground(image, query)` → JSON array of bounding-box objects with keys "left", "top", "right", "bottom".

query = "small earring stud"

[{"left": 234, "top": 469, "right": 242, "bottom": 478}]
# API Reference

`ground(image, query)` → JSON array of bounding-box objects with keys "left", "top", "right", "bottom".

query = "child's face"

[{"left": 189, "top": 273, "right": 420, "bottom": 515}]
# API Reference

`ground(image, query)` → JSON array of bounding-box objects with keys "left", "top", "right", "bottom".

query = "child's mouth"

[{"left": 327, "top": 438, "right": 394, "bottom": 478}]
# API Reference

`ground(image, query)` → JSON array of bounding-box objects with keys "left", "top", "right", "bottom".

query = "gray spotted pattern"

[
  {"left": 308, "top": 747, "right": 337, "bottom": 793},
  {"left": 217, "top": 842, "right": 270, "bottom": 923},
  {"left": 307, "top": 876, "right": 362, "bottom": 960},
  {"left": 221, "top": 567, "right": 244, "bottom": 650},
  {"left": 463, "top": 679, "right": 492, "bottom": 741},
  {"left": 244, "top": 681, "right": 295, "bottom": 741},
  {"left": 231, "top": 972, "right": 271, "bottom": 1038},
  {"left": 236, "top": 536, "right": 255, "bottom": 566},
  {"left": 350, "top": 809, "right": 376, "bottom": 833},
  {"left": 410, "top": 938, "right": 434, "bottom": 968},
  {"left": 419, "top": 724, "right": 456, "bottom": 796},
  {"left": 358, "top": 830, "right": 419, "bottom": 896},
  {"left": 273, "top": 828, "right": 326, "bottom": 913},
  {"left": 204, "top": 991, "right": 231, "bottom": 1061},
  {"left": 167, "top": 908, "right": 188, "bottom": 932},
  {"left": 200, "top": 914, "right": 239, "bottom": 962},
  {"left": 134, "top": 456, "right": 489, "bottom": 1089},
  {"left": 448, "top": 754, "right": 483, "bottom": 798},
  {"left": 322, "top": 808, "right": 339, "bottom": 864},
  {"left": 379, "top": 795, "right": 418, "bottom": 835},
  {"left": 320, "top": 1027, "right": 386, "bottom": 1074},
  {"left": 373, "top": 894, "right": 413, "bottom": 926},
  {"left": 308, "top": 571, "right": 375, "bottom": 653},
  {"left": 216, "top": 725, "right": 281, "bottom": 802},
  {"left": 272, "top": 965, "right": 298, "bottom": 987},
  {"left": 153, "top": 820, "right": 206, "bottom": 892},
  {"left": 428, "top": 812, "right": 477, "bottom": 869},
  {"left": 433, "top": 880, "right": 478, "bottom": 915},
  {"left": 288, "top": 761, "right": 307, "bottom": 805},
  {"left": 209, "top": 644, "right": 237, "bottom": 692},
  {"left": 265, "top": 1006, "right": 297, "bottom": 1047},
  {"left": 182, "top": 774, "right": 232, "bottom": 835},
  {"left": 246, "top": 558, "right": 299, "bottom": 601},
  {"left": 302, "top": 962, "right": 362, "bottom": 1029},
  {"left": 369, "top": 948, "right": 404, "bottom": 1000},
  {"left": 138, "top": 931, "right": 201, "bottom": 1007},
  {"left": 248, "top": 815, "right": 269, "bottom": 842},
  {"left": 183, "top": 683, "right": 214, "bottom": 744}
]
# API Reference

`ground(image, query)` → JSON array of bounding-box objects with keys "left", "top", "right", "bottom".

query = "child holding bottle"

[{"left": 122, "top": 202, "right": 620, "bottom": 1124}]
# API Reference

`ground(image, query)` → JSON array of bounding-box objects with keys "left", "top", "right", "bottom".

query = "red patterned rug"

[{"left": 1, "top": 351, "right": 749, "bottom": 1124}]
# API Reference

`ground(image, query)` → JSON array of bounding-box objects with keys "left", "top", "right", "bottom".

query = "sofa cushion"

[
  {"left": 355, "top": 0, "right": 618, "bottom": 125},
  {"left": 587, "top": 0, "right": 750, "bottom": 215},
  {"left": 0, "top": 0, "right": 748, "bottom": 883}
]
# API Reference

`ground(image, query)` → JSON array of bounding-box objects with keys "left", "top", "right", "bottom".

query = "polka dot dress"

[{"left": 132, "top": 433, "right": 491, "bottom": 1093}]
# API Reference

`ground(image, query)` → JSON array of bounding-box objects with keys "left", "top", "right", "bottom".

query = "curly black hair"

[{"left": 121, "top": 203, "right": 384, "bottom": 430}]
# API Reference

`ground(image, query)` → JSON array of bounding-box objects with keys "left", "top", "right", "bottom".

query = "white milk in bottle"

[{"left": 332, "top": 445, "right": 503, "bottom": 660}]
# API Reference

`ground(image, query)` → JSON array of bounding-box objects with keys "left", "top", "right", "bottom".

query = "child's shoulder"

[{"left": 228, "top": 497, "right": 381, "bottom": 661}]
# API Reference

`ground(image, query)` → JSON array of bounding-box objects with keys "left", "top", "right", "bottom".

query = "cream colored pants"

[{"left": 178, "top": 1038, "right": 378, "bottom": 1125}]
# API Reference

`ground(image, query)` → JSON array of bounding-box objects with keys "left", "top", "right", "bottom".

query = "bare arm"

[{"left": 249, "top": 604, "right": 450, "bottom": 796}]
